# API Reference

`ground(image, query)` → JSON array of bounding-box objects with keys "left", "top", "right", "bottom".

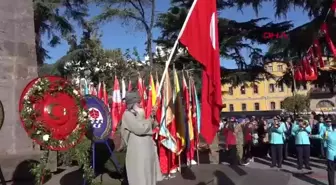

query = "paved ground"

[
  {"left": 1, "top": 152, "right": 331, "bottom": 185},
  {"left": 249, "top": 156, "right": 329, "bottom": 185},
  {"left": 44, "top": 155, "right": 330, "bottom": 185}
]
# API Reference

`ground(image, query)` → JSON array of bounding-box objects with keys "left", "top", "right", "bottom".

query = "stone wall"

[{"left": 0, "top": 0, "right": 37, "bottom": 154}]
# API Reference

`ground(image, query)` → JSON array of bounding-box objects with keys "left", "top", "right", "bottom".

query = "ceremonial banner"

[
  {"left": 111, "top": 77, "right": 122, "bottom": 133},
  {"left": 85, "top": 95, "right": 112, "bottom": 142},
  {"left": 173, "top": 69, "right": 186, "bottom": 154},
  {"left": 179, "top": 0, "right": 222, "bottom": 144}
]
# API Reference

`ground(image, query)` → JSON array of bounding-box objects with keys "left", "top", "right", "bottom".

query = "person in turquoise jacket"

[
  {"left": 325, "top": 123, "right": 336, "bottom": 185},
  {"left": 291, "top": 117, "right": 312, "bottom": 170},
  {"left": 269, "top": 116, "right": 286, "bottom": 168},
  {"left": 320, "top": 117, "right": 333, "bottom": 157},
  {"left": 318, "top": 116, "right": 327, "bottom": 158}
]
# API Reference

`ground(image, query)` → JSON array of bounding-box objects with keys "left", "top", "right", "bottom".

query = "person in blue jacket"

[
  {"left": 318, "top": 116, "right": 327, "bottom": 158},
  {"left": 291, "top": 117, "right": 312, "bottom": 170},
  {"left": 325, "top": 122, "right": 336, "bottom": 185},
  {"left": 320, "top": 117, "right": 333, "bottom": 157},
  {"left": 269, "top": 116, "right": 286, "bottom": 168}
]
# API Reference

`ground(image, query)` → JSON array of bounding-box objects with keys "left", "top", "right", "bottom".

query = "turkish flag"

[
  {"left": 179, "top": 0, "right": 222, "bottom": 144},
  {"left": 331, "top": 0, "right": 336, "bottom": 17}
]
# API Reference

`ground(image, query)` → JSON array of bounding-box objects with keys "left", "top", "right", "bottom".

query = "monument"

[{"left": 0, "top": 0, "right": 39, "bottom": 180}]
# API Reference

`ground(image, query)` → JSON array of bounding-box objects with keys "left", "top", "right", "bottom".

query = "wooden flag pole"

[
  {"left": 178, "top": 155, "right": 182, "bottom": 172},
  {"left": 196, "top": 134, "right": 200, "bottom": 165},
  {"left": 156, "top": 0, "right": 199, "bottom": 98},
  {"left": 190, "top": 75, "right": 200, "bottom": 165}
]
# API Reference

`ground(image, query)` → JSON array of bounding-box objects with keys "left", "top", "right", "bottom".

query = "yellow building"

[{"left": 221, "top": 61, "right": 311, "bottom": 112}]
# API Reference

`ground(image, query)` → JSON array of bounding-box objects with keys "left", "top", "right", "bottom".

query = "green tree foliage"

[
  {"left": 55, "top": 22, "right": 143, "bottom": 88},
  {"left": 93, "top": 0, "right": 156, "bottom": 67},
  {"left": 37, "top": 63, "right": 62, "bottom": 76},
  {"left": 282, "top": 94, "right": 310, "bottom": 113},
  {"left": 155, "top": 0, "right": 292, "bottom": 88},
  {"left": 33, "top": 0, "right": 88, "bottom": 66},
  {"left": 266, "top": 0, "right": 336, "bottom": 91}
]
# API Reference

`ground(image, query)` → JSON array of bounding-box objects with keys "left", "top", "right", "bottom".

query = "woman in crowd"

[
  {"left": 325, "top": 122, "right": 336, "bottom": 185},
  {"left": 252, "top": 122, "right": 259, "bottom": 149},
  {"left": 243, "top": 121, "right": 253, "bottom": 163},
  {"left": 291, "top": 118, "right": 312, "bottom": 170},
  {"left": 318, "top": 116, "right": 327, "bottom": 158},
  {"left": 320, "top": 117, "right": 333, "bottom": 158},
  {"left": 120, "top": 92, "right": 163, "bottom": 185},
  {"left": 269, "top": 116, "right": 286, "bottom": 168},
  {"left": 223, "top": 121, "right": 238, "bottom": 166},
  {"left": 235, "top": 119, "right": 245, "bottom": 165},
  {"left": 283, "top": 116, "right": 292, "bottom": 160},
  {"left": 257, "top": 117, "right": 270, "bottom": 157}
]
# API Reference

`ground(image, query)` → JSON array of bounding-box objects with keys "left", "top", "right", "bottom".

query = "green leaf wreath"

[{"left": 20, "top": 77, "right": 97, "bottom": 184}]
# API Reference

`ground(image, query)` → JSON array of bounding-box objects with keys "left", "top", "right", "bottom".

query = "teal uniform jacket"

[
  {"left": 291, "top": 123, "right": 311, "bottom": 145},
  {"left": 269, "top": 122, "right": 286, "bottom": 144},
  {"left": 326, "top": 130, "right": 336, "bottom": 161},
  {"left": 280, "top": 121, "right": 287, "bottom": 140},
  {"left": 320, "top": 123, "right": 332, "bottom": 147}
]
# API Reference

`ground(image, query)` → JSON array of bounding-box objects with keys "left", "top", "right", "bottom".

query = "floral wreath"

[{"left": 20, "top": 77, "right": 89, "bottom": 150}]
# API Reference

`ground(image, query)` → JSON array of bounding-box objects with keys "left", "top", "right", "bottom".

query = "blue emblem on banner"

[{"left": 84, "top": 95, "right": 112, "bottom": 142}]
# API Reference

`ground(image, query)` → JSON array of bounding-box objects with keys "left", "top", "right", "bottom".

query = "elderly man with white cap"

[{"left": 120, "top": 91, "right": 163, "bottom": 185}]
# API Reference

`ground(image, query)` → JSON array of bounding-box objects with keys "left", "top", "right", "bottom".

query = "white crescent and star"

[
  {"left": 45, "top": 103, "right": 67, "bottom": 120},
  {"left": 210, "top": 12, "right": 216, "bottom": 50}
]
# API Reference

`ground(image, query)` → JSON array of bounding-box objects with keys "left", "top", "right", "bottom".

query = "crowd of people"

[
  {"left": 118, "top": 91, "right": 336, "bottom": 185},
  {"left": 219, "top": 113, "right": 336, "bottom": 185}
]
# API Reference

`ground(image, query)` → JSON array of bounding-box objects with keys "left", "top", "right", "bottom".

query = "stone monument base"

[{"left": 0, "top": 151, "right": 42, "bottom": 182}]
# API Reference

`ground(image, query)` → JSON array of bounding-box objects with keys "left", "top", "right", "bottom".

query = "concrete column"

[{"left": 0, "top": 0, "right": 37, "bottom": 154}]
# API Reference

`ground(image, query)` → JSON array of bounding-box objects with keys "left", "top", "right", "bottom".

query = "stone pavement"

[
  {"left": 1, "top": 155, "right": 331, "bottom": 185},
  {"left": 249, "top": 156, "right": 329, "bottom": 185}
]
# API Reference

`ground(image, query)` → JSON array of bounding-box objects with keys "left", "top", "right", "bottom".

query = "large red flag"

[
  {"left": 97, "top": 82, "right": 103, "bottom": 99},
  {"left": 179, "top": 0, "right": 222, "bottom": 144},
  {"left": 182, "top": 73, "right": 195, "bottom": 162},
  {"left": 120, "top": 78, "right": 127, "bottom": 116},
  {"left": 111, "top": 77, "right": 122, "bottom": 133},
  {"left": 137, "top": 75, "right": 146, "bottom": 108},
  {"left": 89, "top": 83, "right": 97, "bottom": 96},
  {"left": 102, "top": 82, "right": 108, "bottom": 106}
]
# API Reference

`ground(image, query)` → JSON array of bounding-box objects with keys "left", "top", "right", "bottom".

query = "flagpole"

[
  {"left": 156, "top": 0, "right": 199, "bottom": 98},
  {"left": 192, "top": 77, "right": 201, "bottom": 165}
]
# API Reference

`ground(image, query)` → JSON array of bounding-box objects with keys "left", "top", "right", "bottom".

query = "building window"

[
  {"left": 280, "top": 101, "right": 284, "bottom": 109},
  {"left": 223, "top": 104, "right": 227, "bottom": 108},
  {"left": 228, "top": 87, "right": 233, "bottom": 95},
  {"left": 240, "top": 86, "right": 246, "bottom": 94},
  {"left": 277, "top": 65, "right": 283, "bottom": 72},
  {"left": 269, "top": 84, "right": 275, "bottom": 93},
  {"left": 254, "top": 103, "right": 260, "bottom": 111},
  {"left": 229, "top": 104, "right": 234, "bottom": 112},
  {"left": 253, "top": 84, "right": 258, "bottom": 94},
  {"left": 270, "top": 102, "right": 276, "bottom": 110},
  {"left": 278, "top": 84, "right": 284, "bottom": 92},
  {"left": 242, "top": 103, "right": 247, "bottom": 111},
  {"left": 316, "top": 100, "right": 335, "bottom": 108},
  {"left": 267, "top": 66, "right": 273, "bottom": 72}
]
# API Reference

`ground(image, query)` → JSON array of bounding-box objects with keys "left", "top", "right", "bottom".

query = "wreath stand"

[{"left": 83, "top": 140, "right": 122, "bottom": 185}]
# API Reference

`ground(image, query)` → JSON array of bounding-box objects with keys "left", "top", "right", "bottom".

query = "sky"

[{"left": 44, "top": 1, "right": 312, "bottom": 69}]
